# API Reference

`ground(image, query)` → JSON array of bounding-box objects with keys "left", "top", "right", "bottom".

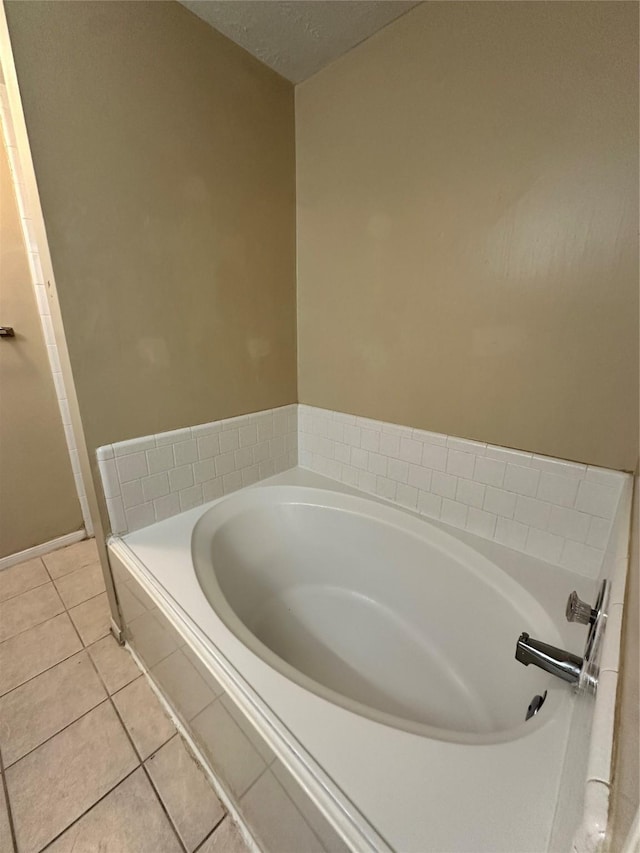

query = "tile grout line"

[
  {"left": 34, "top": 765, "right": 142, "bottom": 853},
  {"left": 193, "top": 813, "right": 228, "bottom": 853},
  {"left": 76, "top": 625, "right": 191, "bottom": 853},
  {"left": 0, "top": 746, "right": 18, "bottom": 853}
]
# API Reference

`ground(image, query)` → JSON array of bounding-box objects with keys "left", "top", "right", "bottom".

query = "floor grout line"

[
  {"left": 77, "top": 623, "right": 190, "bottom": 853},
  {"left": 1, "top": 544, "right": 232, "bottom": 853},
  {"left": 0, "top": 745, "right": 18, "bottom": 853}
]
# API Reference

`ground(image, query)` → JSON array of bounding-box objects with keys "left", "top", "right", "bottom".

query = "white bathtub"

[
  {"left": 192, "top": 485, "right": 564, "bottom": 743},
  {"left": 109, "top": 467, "right": 619, "bottom": 852}
]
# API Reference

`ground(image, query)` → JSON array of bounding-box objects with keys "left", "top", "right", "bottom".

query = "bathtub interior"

[{"left": 192, "top": 486, "right": 566, "bottom": 741}]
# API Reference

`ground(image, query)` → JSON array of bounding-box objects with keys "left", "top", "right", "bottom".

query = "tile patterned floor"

[{"left": 0, "top": 540, "right": 250, "bottom": 853}]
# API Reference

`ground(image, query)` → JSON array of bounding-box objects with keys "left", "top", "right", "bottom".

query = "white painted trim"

[
  {"left": 0, "top": 530, "right": 86, "bottom": 571},
  {"left": 125, "top": 642, "right": 262, "bottom": 853}
]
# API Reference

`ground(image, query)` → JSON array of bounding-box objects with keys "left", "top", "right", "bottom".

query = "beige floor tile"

[
  {"left": 54, "top": 563, "right": 106, "bottom": 610},
  {"left": 191, "top": 700, "right": 266, "bottom": 798},
  {"left": 0, "top": 584, "right": 64, "bottom": 643},
  {"left": 45, "top": 768, "right": 182, "bottom": 853},
  {"left": 0, "top": 558, "right": 48, "bottom": 603},
  {"left": 88, "top": 635, "right": 140, "bottom": 694},
  {"left": 5, "top": 701, "right": 138, "bottom": 852},
  {"left": 240, "top": 770, "right": 324, "bottom": 853},
  {"left": 0, "top": 780, "right": 14, "bottom": 853},
  {"left": 0, "top": 650, "right": 106, "bottom": 766},
  {"left": 0, "top": 613, "right": 82, "bottom": 696},
  {"left": 196, "top": 818, "right": 251, "bottom": 853},
  {"left": 146, "top": 735, "right": 225, "bottom": 851},
  {"left": 68, "top": 592, "right": 111, "bottom": 646},
  {"left": 42, "top": 539, "right": 99, "bottom": 580},
  {"left": 112, "top": 676, "right": 175, "bottom": 760}
]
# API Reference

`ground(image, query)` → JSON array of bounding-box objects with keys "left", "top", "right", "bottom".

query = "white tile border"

[
  {"left": 299, "top": 405, "right": 629, "bottom": 578},
  {"left": 0, "top": 83, "right": 92, "bottom": 534},
  {"left": 97, "top": 405, "right": 298, "bottom": 534}
]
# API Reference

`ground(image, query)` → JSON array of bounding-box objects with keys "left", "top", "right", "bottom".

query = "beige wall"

[
  {"left": 5, "top": 0, "right": 297, "bottom": 475},
  {"left": 0, "top": 134, "right": 81, "bottom": 556},
  {"left": 296, "top": 1, "right": 638, "bottom": 471}
]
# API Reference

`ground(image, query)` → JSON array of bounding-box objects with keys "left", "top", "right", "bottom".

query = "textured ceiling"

[{"left": 180, "top": 1, "right": 420, "bottom": 83}]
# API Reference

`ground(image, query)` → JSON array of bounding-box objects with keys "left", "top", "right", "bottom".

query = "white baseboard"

[{"left": 0, "top": 529, "right": 87, "bottom": 571}]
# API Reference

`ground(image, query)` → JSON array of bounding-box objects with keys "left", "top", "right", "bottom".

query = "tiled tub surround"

[
  {"left": 106, "top": 467, "right": 633, "bottom": 852},
  {"left": 97, "top": 405, "right": 297, "bottom": 535},
  {"left": 298, "top": 405, "right": 627, "bottom": 578}
]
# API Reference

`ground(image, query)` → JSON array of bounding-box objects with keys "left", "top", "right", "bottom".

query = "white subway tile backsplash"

[
  {"left": 147, "top": 445, "right": 174, "bottom": 474},
  {"left": 173, "top": 439, "right": 197, "bottom": 466},
  {"left": 396, "top": 484, "right": 418, "bottom": 510},
  {"left": 239, "top": 424, "right": 258, "bottom": 447},
  {"left": 169, "top": 465, "right": 195, "bottom": 492},
  {"left": 222, "top": 471, "right": 242, "bottom": 493},
  {"left": 193, "top": 459, "right": 216, "bottom": 484},
  {"left": 456, "top": 478, "right": 485, "bottom": 509},
  {"left": 179, "top": 484, "right": 204, "bottom": 512},
  {"left": 466, "top": 507, "right": 497, "bottom": 539},
  {"left": 99, "top": 403, "right": 625, "bottom": 576},
  {"left": 414, "top": 429, "right": 447, "bottom": 446},
  {"left": 116, "top": 452, "right": 148, "bottom": 483},
  {"left": 494, "top": 517, "right": 529, "bottom": 551},
  {"left": 526, "top": 528, "right": 564, "bottom": 564},
  {"left": 503, "top": 463, "right": 540, "bottom": 497},
  {"left": 219, "top": 430, "right": 240, "bottom": 453},
  {"left": 417, "top": 490, "right": 441, "bottom": 519},
  {"left": 215, "top": 452, "right": 236, "bottom": 478},
  {"left": 575, "top": 480, "right": 618, "bottom": 519},
  {"left": 514, "top": 495, "right": 552, "bottom": 531},
  {"left": 408, "top": 464, "right": 431, "bottom": 491},
  {"left": 368, "top": 453, "right": 388, "bottom": 477},
  {"left": 141, "top": 473, "right": 170, "bottom": 502},
  {"left": 387, "top": 458, "right": 409, "bottom": 483},
  {"left": 447, "top": 436, "right": 485, "bottom": 455},
  {"left": 376, "top": 476, "right": 397, "bottom": 500},
  {"left": 155, "top": 428, "right": 191, "bottom": 447},
  {"left": 125, "top": 502, "right": 155, "bottom": 531},
  {"left": 441, "top": 499, "right": 468, "bottom": 529},
  {"left": 421, "top": 443, "right": 447, "bottom": 472},
  {"left": 379, "top": 432, "right": 400, "bottom": 457},
  {"left": 121, "top": 480, "right": 144, "bottom": 509},
  {"left": 202, "top": 478, "right": 224, "bottom": 503},
  {"left": 537, "top": 472, "right": 579, "bottom": 508},
  {"left": 154, "top": 492, "right": 181, "bottom": 522},
  {"left": 485, "top": 445, "right": 532, "bottom": 466},
  {"left": 586, "top": 517, "right": 611, "bottom": 551},
  {"left": 473, "top": 456, "right": 505, "bottom": 487},
  {"left": 361, "top": 428, "right": 380, "bottom": 453},
  {"left": 531, "top": 454, "right": 586, "bottom": 479},
  {"left": 431, "top": 471, "right": 457, "bottom": 500},
  {"left": 235, "top": 447, "right": 253, "bottom": 470},
  {"left": 548, "top": 506, "right": 590, "bottom": 543},
  {"left": 483, "top": 486, "right": 517, "bottom": 519},
  {"left": 446, "top": 449, "right": 475, "bottom": 479},
  {"left": 399, "top": 437, "right": 422, "bottom": 464},
  {"left": 106, "top": 497, "right": 127, "bottom": 534},
  {"left": 114, "top": 436, "right": 155, "bottom": 457}
]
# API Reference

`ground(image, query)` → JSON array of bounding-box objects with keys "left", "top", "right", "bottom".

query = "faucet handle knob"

[{"left": 566, "top": 591, "right": 596, "bottom": 625}]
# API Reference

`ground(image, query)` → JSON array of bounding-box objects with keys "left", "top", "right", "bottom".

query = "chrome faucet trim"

[{"left": 515, "top": 632, "right": 583, "bottom": 685}]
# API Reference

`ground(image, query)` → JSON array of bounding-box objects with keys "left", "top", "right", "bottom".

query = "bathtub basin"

[{"left": 192, "top": 485, "right": 562, "bottom": 742}]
